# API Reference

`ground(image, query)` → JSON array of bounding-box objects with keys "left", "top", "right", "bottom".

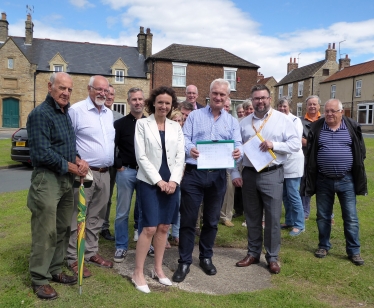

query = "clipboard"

[{"left": 196, "top": 140, "right": 235, "bottom": 169}]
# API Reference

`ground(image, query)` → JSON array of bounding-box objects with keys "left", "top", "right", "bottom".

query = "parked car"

[{"left": 11, "top": 128, "right": 32, "bottom": 167}]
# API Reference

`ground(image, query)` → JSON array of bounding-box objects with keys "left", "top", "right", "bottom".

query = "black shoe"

[
  {"left": 232, "top": 213, "right": 243, "bottom": 218},
  {"left": 199, "top": 258, "right": 217, "bottom": 275},
  {"left": 172, "top": 263, "right": 190, "bottom": 282},
  {"left": 100, "top": 229, "right": 115, "bottom": 241}
]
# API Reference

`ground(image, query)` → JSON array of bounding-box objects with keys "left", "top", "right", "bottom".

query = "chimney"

[
  {"left": 325, "top": 42, "right": 337, "bottom": 62},
  {"left": 339, "top": 54, "right": 351, "bottom": 70},
  {"left": 145, "top": 28, "right": 153, "bottom": 58},
  {"left": 25, "top": 13, "right": 34, "bottom": 45},
  {"left": 257, "top": 72, "right": 264, "bottom": 82},
  {"left": 287, "top": 57, "right": 298, "bottom": 74},
  {"left": 0, "top": 12, "right": 9, "bottom": 42},
  {"left": 137, "top": 26, "right": 146, "bottom": 56}
]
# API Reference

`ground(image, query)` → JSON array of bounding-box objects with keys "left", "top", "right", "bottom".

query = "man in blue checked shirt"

[
  {"left": 172, "top": 78, "right": 242, "bottom": 283},
  {"left": 27, "top": 72, "right": 89, "bottom": 300}
]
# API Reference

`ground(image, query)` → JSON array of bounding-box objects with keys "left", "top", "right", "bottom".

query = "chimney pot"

[
  {"left": 1, "top": 12, "right": 6, "bottom": 20},
  {"left": 146, "top": 28, "right": 151, "bottom": 34},
  {"left": 139, "top": 26, "right": 144, "bottom": 34},
  {"left": 346, "top": 54, "right": 349, "bottom": 59},
  {"left": 27, "top": 13, "right": 31, "bottom": 21},
  {"left": 332, "top": 42, "right": 335, "bottom": 49},
  {"left": 289, "top": 57, "right": 292, "bottom": 63},
  {"left": 294, "top": 58, "right": 296, "bottom": 63}
]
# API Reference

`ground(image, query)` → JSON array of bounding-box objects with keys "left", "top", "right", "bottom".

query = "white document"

[
  {"left": 243, "top": 134, "right": 276, "bottom": 171},
  {"left": 196, "top": 141, "right": 235, "bottom": 169}
]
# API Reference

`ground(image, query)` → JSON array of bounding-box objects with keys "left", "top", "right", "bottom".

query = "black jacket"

[{"left": 304, "top": 116, "right": 367, "bottom": 196}]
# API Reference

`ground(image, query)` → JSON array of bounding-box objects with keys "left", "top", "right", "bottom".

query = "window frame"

[
  {"left": 7, "top": 58, "right": 14, "bottom": 69},
  {"left": 223, "top": 67, "right": 237, "bottom": 91},
  {"left": 172, "top": 62, "right": 187, "bottom": 87},
  {"left": 357, "top": 103, "right": 374, "bottom": 125},
  {"left": 287, "top": 83, "right": 293, "bottom": 98},
  {"left": 278, "top": 86, "right": 283, "bottom": 98},
  {"left": 355, "top": 80, "right": 362, "bottom": 97},
  {"left": 113, "top": 103, "right": 126, "bottom": 115},
  {"left": 330, "top": 84, "right": 336, "bottom": 99},
  {"left": 53, "top": 65, "right": 63, "bottom": 72},
  {"left": 298, "top": 81, "right": 304, "bottom": 97},
  {"left": 297, "top": 102, "right": 303, "bottom": 117},
  {"left": 115, "top": 70, "right": 125, "bottom": 83}
]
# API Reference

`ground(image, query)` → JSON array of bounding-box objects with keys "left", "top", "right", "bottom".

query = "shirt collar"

[
  {"left": 253, "top": 107, "right": 272, "bottom": 120},
  {"left": 86, "top": 96, "right": 108, "bottom": 112},
  {"left": 323, "top": 118, "right": 346, "bottom": 131},
  {"left": 305, "top": 111, "right": 321, "bottom": 122}
]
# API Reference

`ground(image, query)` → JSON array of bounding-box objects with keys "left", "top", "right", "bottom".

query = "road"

[
  {"left": 0, "top": 166, "right": 32, "bottom": 193},
  {"left": 0, "top": 128, "right": 18, "bottom": 140}
]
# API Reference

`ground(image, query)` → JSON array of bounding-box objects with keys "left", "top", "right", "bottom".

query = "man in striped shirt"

[{"left": 305, "top": 99, "right": 367, "bottom": 266}]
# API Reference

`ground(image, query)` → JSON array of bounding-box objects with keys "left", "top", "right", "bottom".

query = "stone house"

[
  {"left": 274, "top": 43, "right": 339, "bottom": 117},
  {"left": 146, "top": 43, "right": 259, "bottom": 113},
  {"left": 0, "top": 13, "right": 151, "bottom": 128},
  {"left": 320, "top": 57, "right": 374, "bottom": 131},
  {"left": 256, "top": 73, "right": 277, "bottom": 107}
]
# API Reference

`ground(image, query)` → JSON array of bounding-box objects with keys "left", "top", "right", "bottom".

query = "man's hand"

[
  {"left": 302, "top": 137, "right": 307, "bottom": 147},
  {"left": 232, "top": 148, "right": 241, "bottom": 160},
  {"left": 190, "top": 147, "right": 200, "bottom": 160},
  {"left": 232, "top": 177, "right": 243, "bottom": 187},
  {"left": 76, "top": 159, "right": 89, "bottom": 176},
  {"left": 259, "top": 140, "right": 273, "bottom": 152}
]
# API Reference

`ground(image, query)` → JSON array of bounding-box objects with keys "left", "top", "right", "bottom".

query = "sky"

[{"left": 2, "top": 0, "right": 374, "bottom": 81}]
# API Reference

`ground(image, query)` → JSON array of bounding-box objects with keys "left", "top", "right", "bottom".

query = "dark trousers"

[
  {"left": 102, "top": 166, "right": 117, "bottom": 230},
  {"left": 178, "top": 167, "right": 226, "bottom": 264},
  {"left": 234, "top": 186, "right": 243, "bottom": 215}
]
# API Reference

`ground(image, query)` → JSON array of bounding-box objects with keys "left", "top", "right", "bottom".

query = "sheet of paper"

[
  {"left": 243, "top": 135, "right": 275, "bottom": 171},
  {"left": 196, "top": 141, "right": 235, "bottom": 169}
]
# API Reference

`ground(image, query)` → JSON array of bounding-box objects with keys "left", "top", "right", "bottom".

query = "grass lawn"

[
  {"left": 0, "top": 139, "right": 22, "bottom": 167},
  {"left": 1, "top": 140, "right": 374, "bottom": 307}
]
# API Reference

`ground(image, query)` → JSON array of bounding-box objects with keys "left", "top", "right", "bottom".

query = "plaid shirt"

[{"left": 27, "top": 94, "right": 78, "bottom": 175}]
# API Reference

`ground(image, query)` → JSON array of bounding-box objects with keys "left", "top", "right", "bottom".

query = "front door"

[{"left": 3, "top": 98, "right": 20, "bottom": 128}]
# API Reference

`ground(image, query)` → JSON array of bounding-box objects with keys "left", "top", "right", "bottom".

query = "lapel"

[{"left": 147, "top": 114, "right": 162, "bottom": 148}]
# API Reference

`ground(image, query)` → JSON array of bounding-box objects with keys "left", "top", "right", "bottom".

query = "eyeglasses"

[
  {"left": 253, "top": 96, "right": 270, "bottom": 102},
  {"left": 324, "top": 109, "right": 341, "bottom": 115},
  {"left": 90, "top": 86, "right": 109, "bottom": 94}
]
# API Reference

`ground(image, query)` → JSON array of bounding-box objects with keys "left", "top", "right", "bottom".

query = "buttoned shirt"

[
  {"left": 183, "top": 105, "right": 242, "bottom": 165},
  {"left": 27, "top": 94, "right": 78, "bottom": 175},
  {"left": 69, "top": 97, "right": 115, "bottom": 167},
  {"left": 231, "top": 108, "right": 300, "bottom": 179}
]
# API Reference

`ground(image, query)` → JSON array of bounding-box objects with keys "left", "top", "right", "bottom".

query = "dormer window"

[
  {"left": 115, "top": 70, "right": 125, "bottom": 83},
  {"left": 54, "top": 65, "right": 63, "bottom": 72}
]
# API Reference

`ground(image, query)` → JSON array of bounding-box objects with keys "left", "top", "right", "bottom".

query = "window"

[
  {"left": 331, "top": 85, "right": 336, "bottom": 98},
  {"left": 172, "top": 62, "right": 187, "bottom": 87},
  {"left": 224, "top": 67, "right": 237, "bottom": 91},
  {"left": 278, "top": 86, "right": 283, "bottom": 98},
  {"left": 323, "top": 69, "right": 329, "bottom": 76},
  {"left": 53, "top": 65, "right": 63, "bottom": 72},
  {"left": 298, "top": 81, "right": 304, "bottom": 97},
  {"left": 287, "top": 84, "right": 293, "bottom": 97},
  {"left": 113, "top": 103, "right": 126, "bottom": 115},
  {"left": 297, "top": 103, "right": 303, "bottom": 117},
  {"left": 115, "top": 70, "right": 125, "bottom": 83},
  {"left": 355, "top": 80, "right": 362, "bottom": 97},
  {"left": 8, "top": 58, "right": 14, "bottom": 69},
  {"left": 357, "top": 104, "right": 373, "bottom": 125}
]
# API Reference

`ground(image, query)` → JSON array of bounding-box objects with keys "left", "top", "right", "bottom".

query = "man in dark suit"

[{"left": 186, "top": 85, "right": 204, "bottom": 109}]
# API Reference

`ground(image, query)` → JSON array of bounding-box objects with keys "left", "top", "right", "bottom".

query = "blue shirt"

[
  {"left": 183, "top": 105, "right": 242, "bottom": 165},
  {"left": 317, "top": 119, "right": 353, "bottom": 178}
]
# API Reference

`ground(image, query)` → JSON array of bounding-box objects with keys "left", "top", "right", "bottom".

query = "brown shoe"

[
  {"left": 32, "top": 284, "right": 58, "bottom": 300},
  {"left": 87, "top": 254, "right": 113, "bottom": 268},
  {"left": 268, "top": 261, "right": 281, "bottom": 274},
  {"left": 222, "top": 220, "right": 235, "bottom": 227},
  {"left": 68, "top": 261, "right": 92, "bottom": 278},
  {"left": 236, "top": 255, "right": 260, "bottom": 267},
  {"left": 51, "top": 272, "right": 77, "bottom": 285}
]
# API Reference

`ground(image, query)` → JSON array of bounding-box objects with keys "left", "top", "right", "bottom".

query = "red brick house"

[{"left": 147, "top": 44, "right": 259, "bottom": 111}]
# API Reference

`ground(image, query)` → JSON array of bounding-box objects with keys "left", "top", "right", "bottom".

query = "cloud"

[
  {"left": 69, "top": 0, "right": 95, "bottom": 8},
  {"left": 7, "top": 0, "right": 374, "bottom": 81}
]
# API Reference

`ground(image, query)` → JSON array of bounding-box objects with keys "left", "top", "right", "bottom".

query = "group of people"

[{"left": 26, "top": 71, "right": 366, "bottom": 300}]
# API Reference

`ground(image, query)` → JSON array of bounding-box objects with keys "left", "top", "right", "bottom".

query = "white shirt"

[
  {"left": 69, "top": 97, "right": 115, "bottom": 167},
  {"left": 231, "top": 108, "right": 300, "bottom": 179}
]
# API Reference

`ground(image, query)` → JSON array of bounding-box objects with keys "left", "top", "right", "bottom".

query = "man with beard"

[{"left": 67, "top": 75, "right": 115, "bottom": 277}]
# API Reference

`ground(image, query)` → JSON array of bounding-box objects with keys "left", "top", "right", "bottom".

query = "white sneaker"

[
  {"left": 242, "top": 221, "right": 247, "bottom": 227},
  {"left": 133, "top": 229, "right": 139, "bottom": 242}
]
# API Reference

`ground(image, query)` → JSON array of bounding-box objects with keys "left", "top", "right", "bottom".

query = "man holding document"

[
  {"left": 172, "top": 79, "right": 242, "bottom": 283},
  {"left": 232, "top": 84, "right": 300, "bottom": 274}
]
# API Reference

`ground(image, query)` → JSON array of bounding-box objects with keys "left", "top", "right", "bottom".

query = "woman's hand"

[
  {"left": 165, "top": 181, "right": 177, "bottom": 195},
  {"left": 157, "top": 180, "right": 168, "bottom": 192}
]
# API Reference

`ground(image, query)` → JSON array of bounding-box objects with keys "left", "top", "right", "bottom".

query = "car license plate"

[{"left": 16, "top": 141, "right": 26, "bottom": 147}]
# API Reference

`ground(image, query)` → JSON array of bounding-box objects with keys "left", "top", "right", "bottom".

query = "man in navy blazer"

[{"left": 186, "top": 85, "right": 204, "bottom": 109}]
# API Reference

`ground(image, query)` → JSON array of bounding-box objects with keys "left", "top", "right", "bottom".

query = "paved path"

[{"left": 115, "top": 246, "right": 273, "bottom": 294}]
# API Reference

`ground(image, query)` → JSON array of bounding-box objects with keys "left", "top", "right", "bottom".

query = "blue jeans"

[
  {"left": 171, "top": 191, "right": 181, "bottom": 238},
  {"left": 283, "top": 177, "right": 305, "bottom": 229},
  {"left": 316, "top": 172, "right": 360, "bottom": 256},
  {"left": 115, "top": 167, "right": 137, "bottom": 250}
]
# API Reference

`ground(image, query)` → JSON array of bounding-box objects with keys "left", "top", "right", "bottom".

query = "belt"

[
  {"left": 90, "top": 166, "right": 109, "bottom": 173},
  {"left": 319, "top": 172, "right": 349, "bottom": 180},
  {"left": 185, "top": 164, "right": 224, "bottom": 173},
  {"left": 124, "top": 164, "right": 139, "bottom": 171},
  {"left": 245, "top": 164, "right": 283, "bottom": 173}
]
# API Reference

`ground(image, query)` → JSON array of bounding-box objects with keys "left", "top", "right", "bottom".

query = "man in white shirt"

[
  {"left": 67, "top": 75, "right": 115, "bottom": 277},
  {"left": 232, "top": 84, "right": 300, "bottom": 274}
]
